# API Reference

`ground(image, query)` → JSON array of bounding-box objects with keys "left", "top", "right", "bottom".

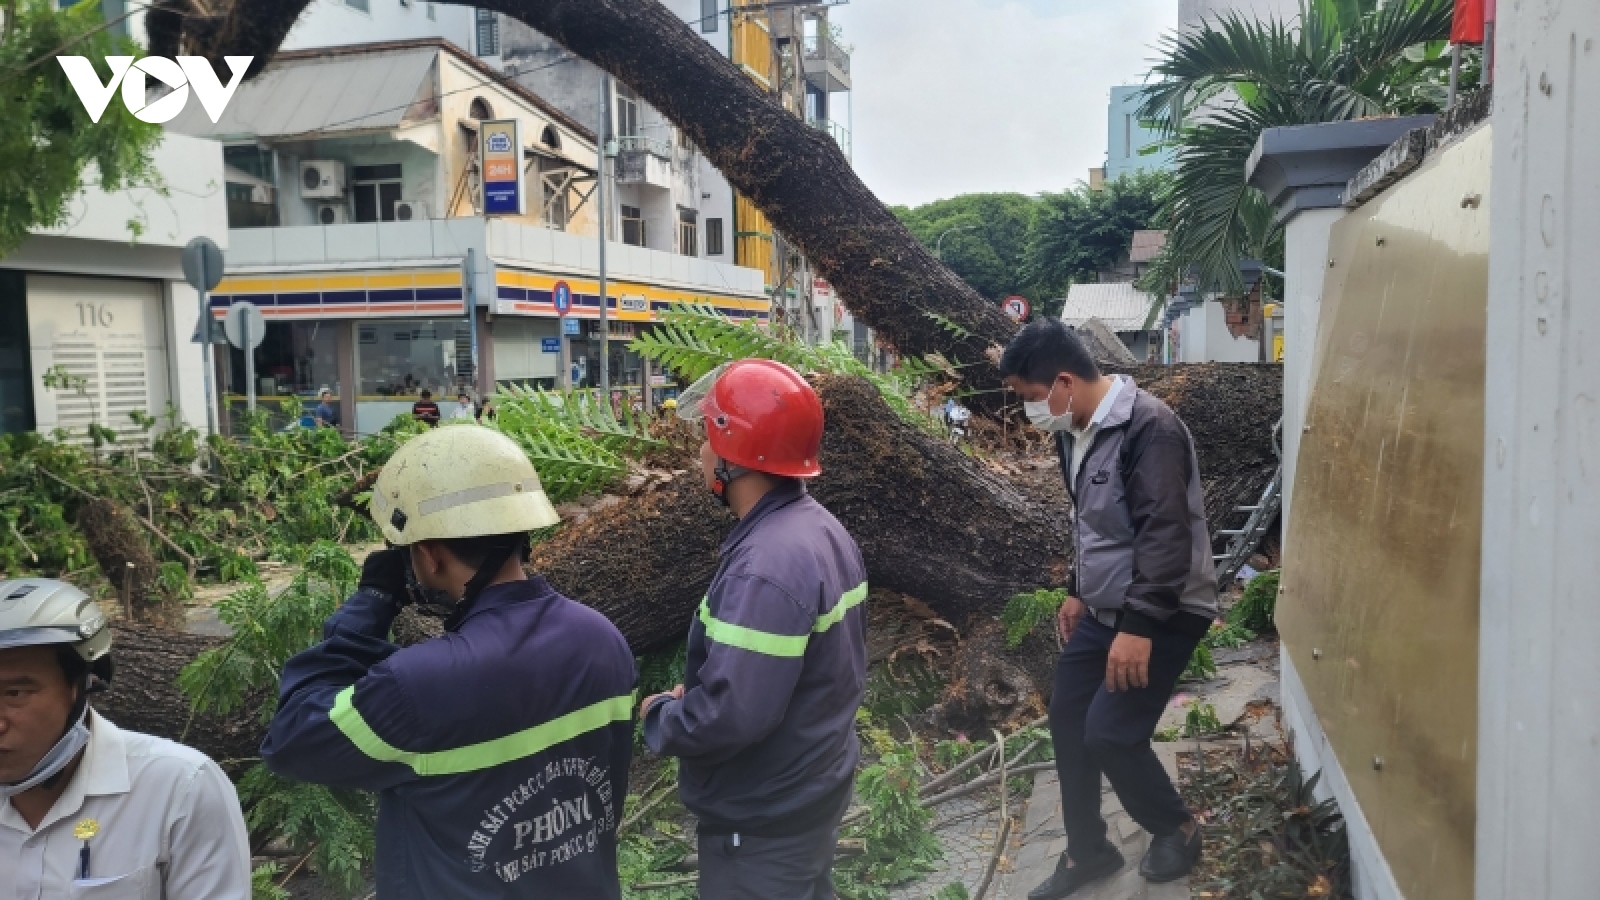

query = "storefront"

[{"left": 209, "top": 266, "right": 474, "bottom": 435}]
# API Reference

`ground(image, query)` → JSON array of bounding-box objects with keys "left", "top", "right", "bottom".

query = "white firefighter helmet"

[
  {"left": 0, "top": 578, "right": 111, "bottom": 667},
  {"left": 370, "top": 424, "right": 559, "bottom": 545}
]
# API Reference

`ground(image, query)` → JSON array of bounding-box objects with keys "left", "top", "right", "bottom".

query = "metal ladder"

[{"left": 1214, "top": 418, "right": 1283, "bottom": 587}]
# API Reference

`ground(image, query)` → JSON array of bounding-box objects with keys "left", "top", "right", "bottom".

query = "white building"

[
  {"left": 1, "top": 134, "right": 227, "bottom": 440},
  {"left": 167, "top": 40, "right": 766, "bottom": 435},
  {"left": 1058, "top": 282, "right": 1163, "bottom": 362}
]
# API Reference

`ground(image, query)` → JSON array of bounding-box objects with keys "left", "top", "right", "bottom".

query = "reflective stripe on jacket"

[
  {"left": 263, "top": 578, "right": 637, "bottom": 899},
  {"left": 644, "top": 479, "right": 868, "bottom": 834},
  {"left": 1057, "top": 378, "right": 1220, "bottom": 633}
]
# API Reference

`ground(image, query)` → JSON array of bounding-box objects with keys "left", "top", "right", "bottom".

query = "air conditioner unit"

[
  {"left": 393, "top": 201, "right": 427, "bottom": 222},
  {"left": 300, "top": 160, "right": 346, "bottom": 199},
  {"left": 316, "top": 203, "right": 349, "bottom": 225}
]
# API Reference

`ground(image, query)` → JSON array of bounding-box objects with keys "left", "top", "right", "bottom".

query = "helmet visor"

[
  {"left": 0, "top": 625, "right": 83, "bottom": 651},
  {"left": 675, "top": 362, "right": 731, "bottom": 422}
]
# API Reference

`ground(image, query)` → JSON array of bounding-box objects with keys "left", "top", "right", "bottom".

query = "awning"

[{"left": 167, "top": 48, "right": 439, "bottom": 141}]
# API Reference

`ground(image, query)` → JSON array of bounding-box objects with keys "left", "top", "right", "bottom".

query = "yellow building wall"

[{"left": 731, "top": 0, "right": 776, "bottom": 289}]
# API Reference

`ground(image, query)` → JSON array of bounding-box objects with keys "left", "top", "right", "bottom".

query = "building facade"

[
  {"left": 1105, "top": 85, "right": 1176, "bottom": 181},
  {"left": 168, "top": 40, "right": 766, "bottom": 436},
  {"left": 0, "top": 134, "right": 226, "bottom": 441}
]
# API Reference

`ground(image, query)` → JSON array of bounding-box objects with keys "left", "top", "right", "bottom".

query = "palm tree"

[{"left": 1136, "top": 0, "right": 1456, "bottom": 295}]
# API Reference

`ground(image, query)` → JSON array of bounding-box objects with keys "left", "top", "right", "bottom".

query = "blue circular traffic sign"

[{"left": 552, "top": 281, "right": 573, "bottom": 316}]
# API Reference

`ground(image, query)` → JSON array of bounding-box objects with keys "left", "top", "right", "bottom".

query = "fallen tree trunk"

[
  {"left": 535, "top": 374, "right": 1072, "bottom": 652},
  {"left": 147, "top": 0, "right": 1020, "bottom": 402}
]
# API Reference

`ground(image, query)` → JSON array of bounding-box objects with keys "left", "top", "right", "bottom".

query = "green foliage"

[
  {"left": 1206, "top": 618, "right": 1257, "bottom": 649},
  {"left": 935, "top": 884, "right": 971, "bottom": 900},
  {"left": 0, "top": 0, "right": 164, "bottom": 254},
  {"left": 892, "top": 193, "right": 1039, "bottom": 302},
  {"left": 1022, "top": 173, "right": 1170, "bottom": 306},
  {"left": 1001, "top": 588, "right": 1065, "bottom": 648},
  {"left": 862, "top": 653, "right": 946, "bottom": 724},
  {"left": 488, "top": 385, "right": 659, "bottom": 503},
  {"left": 1229, "top": 568, "right": 1280, "bottom": 633},
  {"left": 837, "top": 744, "right": 942, "bottom": 899},
  {"left": 239, "top": 767, "right": 376, "bottom": 895},
  {"left": 934, "top": 736, "right": 985, "bottom": 770},
  {"left": 179, "top": 542, "right": 359, "bottom": 721},
  {"left": 250, "top": 863, "right": 291, "bottom": 900},
  {"left": 1183, "top": 700, "right": 1224, "bottom": 738},
  {"left": 1184, "top": 641, "right": 1218, "bottom": 682},
  {"left": 631, "top": 304, "right": 944, "bottom": 433},
  {"left": 1137, "top": 0, "right": 1455, "bottom": 292}
]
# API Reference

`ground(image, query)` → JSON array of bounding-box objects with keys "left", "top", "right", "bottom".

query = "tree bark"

[
  {"left": 147, "top": 0, "right": 1021, "bottom": 401},
  {"left": 96, "top": 624, "right": 267, "bottom": 770},
  {"left": 533, "top": 374, "right": 1072, "bottom": 653}
]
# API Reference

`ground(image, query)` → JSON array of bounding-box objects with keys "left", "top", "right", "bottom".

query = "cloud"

[{"left": 831, "top": 0, "right": 1174, "bottom": 207}]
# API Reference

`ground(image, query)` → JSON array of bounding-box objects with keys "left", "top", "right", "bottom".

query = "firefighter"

[
  {"left": 640, "top": 359, "right": 869, "bottom": 900},
  {"left": 262, "top": 426, "right": 637, "bottom": 899},
  {"left": 0, "top": 579, "right": 251, "bottom": 898}
]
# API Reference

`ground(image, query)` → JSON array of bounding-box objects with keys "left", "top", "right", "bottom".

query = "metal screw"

[
  {"left": 1373, "top": 756, "right": 1385, "bottom": 771},
  {"left": 1461, "top": 193, "right": 1482, "bottom": 209},
  {"left": 1312, "top": 647, "right": 1322, "bottom": 660},
  {"left": 1327, "top": 258, "right": 1336, "bottom": 268},
  {"left": 1375, "top": 237, "right": 1386, "bottom": 247}
]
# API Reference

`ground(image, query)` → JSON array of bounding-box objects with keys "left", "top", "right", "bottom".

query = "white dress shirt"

[
  {"left": 1066, "top": 374, "right": 1127, "bottom": 488},
  {"left": 0, "top": 710, "right": 251, "bottom": 900}
]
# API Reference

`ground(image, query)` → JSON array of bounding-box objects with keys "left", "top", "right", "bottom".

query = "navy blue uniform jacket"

[
  {"left": 263, "top": 577, "right": 637, "bottom": 899},
  {"left": 644, "top": 479, "right": 869, "bottom": 834}
]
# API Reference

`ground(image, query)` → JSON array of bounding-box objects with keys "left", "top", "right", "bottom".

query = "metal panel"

[{"left": 1279, "top": 125, "right": 1491, "bottom": 900}]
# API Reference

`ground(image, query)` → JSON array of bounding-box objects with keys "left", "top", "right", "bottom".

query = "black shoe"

[
  {"left": 1139, "top": 822, "right": 1202, "bottom": 882},
  {"left": 1026, "top": 841, "right": 1124, "bottom": 900}
]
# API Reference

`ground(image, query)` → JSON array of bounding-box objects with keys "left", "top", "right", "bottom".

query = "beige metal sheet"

[{"left": 1280, "top": 125, "right": 1491, "bottom": 899}]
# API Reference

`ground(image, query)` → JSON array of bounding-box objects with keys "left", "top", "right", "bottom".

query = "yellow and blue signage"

[
  {"left": 494, "top": 267, "right": 769, "bottom": 322},
  {"left": 481, "top": 120, "right": 524, "bottom": 216},
  {"left": 209, "top": 268, "right": 464, "bottom": 320}
]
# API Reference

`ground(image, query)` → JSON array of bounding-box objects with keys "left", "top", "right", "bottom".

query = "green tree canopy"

[
  {"left": 1022, "top": 172, "right": 1168, "bottom": 303},
  {"left": 892, "top": 193, "right": 1037, "bottom": 304},
  {"left": 1137, "top": 0, "right": 1455, "bottom": 293},
  {"left": 0, "top": 0, "right": 162, "bottom": 255}
]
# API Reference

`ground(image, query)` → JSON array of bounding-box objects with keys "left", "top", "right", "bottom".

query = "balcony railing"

[
  {"left": 806, "top": 117, "right": 852, "bottom": 159},
  {"left": 803, "top": 32, "right": 852, "bottom": 75},
  {"left": 615, "top": 135, "right": 672, "bottom": 159}
]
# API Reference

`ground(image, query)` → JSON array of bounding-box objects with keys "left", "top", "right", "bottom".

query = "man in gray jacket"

[
  {"left": 1000, "top": 320, "right": 1218, "bottom": 898},
  {"left": 641, "top": 359, "right": 868, "bottom": 899}
]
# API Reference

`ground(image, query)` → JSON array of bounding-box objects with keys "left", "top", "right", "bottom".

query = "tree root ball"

[{"left": 76, "top": 498, "right": 160, "bottom": 619}]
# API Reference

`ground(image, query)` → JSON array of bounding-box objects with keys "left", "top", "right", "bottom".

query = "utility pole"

[
  {"left": 597, "top": 73, "right": 612, "bottom": 396},
  {"left": 464, "top": 248, "right": 479, "bottom": 396}
]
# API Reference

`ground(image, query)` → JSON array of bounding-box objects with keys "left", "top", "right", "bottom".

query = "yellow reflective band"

[
  {"left": 698, "top": 600, "right": 810, "bottom": 657},
  {"left": 329, "top": 689, "right": 635, "bottom": 776},
  {"left": 813, "top": 582, "right": 868, "bottom": 634},
  {"left": 697, "top": 581, "right": 867, "bottom": 657}
]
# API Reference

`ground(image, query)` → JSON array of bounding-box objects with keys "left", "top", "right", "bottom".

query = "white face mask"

[
  {"left": 0, "top": 702, "right": 89, "bottom": 800},
  {"left": 1023, "top": 378, "right": 1075, "bottom": 432}
]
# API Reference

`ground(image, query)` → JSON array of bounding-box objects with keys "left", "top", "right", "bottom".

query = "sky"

[{"left": 830, "top": 0, "right": 1176, "bottom": 208}]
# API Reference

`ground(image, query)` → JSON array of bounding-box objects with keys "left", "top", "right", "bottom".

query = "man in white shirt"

[{"left": 0, "top": 578, "right": 252, "bottom": 899}]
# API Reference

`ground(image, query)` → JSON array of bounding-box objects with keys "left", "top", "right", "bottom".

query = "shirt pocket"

[{"left": 70, "top": 864, "right": 158, "bottom": 900}]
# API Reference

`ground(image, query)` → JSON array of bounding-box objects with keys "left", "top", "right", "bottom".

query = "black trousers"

[
  {"left": 1049, "top": 615, "right": 1201, "bottom": 862},
  {"left": 696, "top": 818, "right": 840, "bottom": 900}
]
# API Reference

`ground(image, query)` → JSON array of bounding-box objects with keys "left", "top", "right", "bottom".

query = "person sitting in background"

[
  {"left": 452, "top": 392, "right": 477, "bottom": 421},
  {"left": 412, "top": 390, "right": 441, "bottom": 427},
  {"left": 313, "top": 388, "right": 339, "bottom": 428},
  {"left": 476, "top": 398, "right": 496, "bottom": 422}
]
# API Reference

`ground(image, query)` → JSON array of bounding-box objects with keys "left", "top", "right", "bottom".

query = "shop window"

[
  {"left": 701, "top": 0, "right": 718, "bottom": 32},
  {"left": 352, "top": 164, "right": 403, "bottom": 223},
  {"left": 621, "top": 205, "right": 646, "bottom": 247},
  {"left": 0, "top": 273, "right": 34, "bottom": 434},
  {"left": 223, "top": 322, "right": 343, "bottom": 423},
  {"left": 615, "top": 84, "right": 640, "bottom": 139},
  {"left": 356, "top": 319, "right": 471, "bottom": 398},
  {"left": 705, "top": 218, "right": 724, "bottom": 256}
]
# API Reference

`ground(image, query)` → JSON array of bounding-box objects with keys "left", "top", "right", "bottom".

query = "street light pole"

[{"left": 934, "top": 223, "right": 981, "bottom": 260}]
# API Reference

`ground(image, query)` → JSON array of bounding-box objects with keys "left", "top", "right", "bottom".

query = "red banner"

[{"left": 1453, "top": 0, "right": 1485, "bottom": 43}]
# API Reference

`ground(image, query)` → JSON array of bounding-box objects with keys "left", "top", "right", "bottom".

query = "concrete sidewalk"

[{"left": 999, "top": 745, "right": 1190, "bottom": 900}]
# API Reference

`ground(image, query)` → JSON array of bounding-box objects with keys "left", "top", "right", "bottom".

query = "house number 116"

[{"left": 76, "top": 303, "right": 114, "bottom": 327}]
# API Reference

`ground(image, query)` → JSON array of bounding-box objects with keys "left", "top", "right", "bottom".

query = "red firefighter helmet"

[{"left": 677, "top": 359, "right": 824, "bottom": 477}]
